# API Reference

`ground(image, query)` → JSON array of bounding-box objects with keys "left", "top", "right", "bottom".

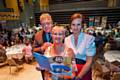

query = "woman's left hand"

[{"left": 57, "top": 74, "right": 64, "bottom": 78}]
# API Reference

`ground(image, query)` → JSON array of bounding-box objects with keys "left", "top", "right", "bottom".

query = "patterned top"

[{"left": 44, "top": 45, "right": 76, "bottom": 80}]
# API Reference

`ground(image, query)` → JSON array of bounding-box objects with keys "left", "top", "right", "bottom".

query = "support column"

[{"left": 40, "top": 0, "right": 49, "bottom": 11}]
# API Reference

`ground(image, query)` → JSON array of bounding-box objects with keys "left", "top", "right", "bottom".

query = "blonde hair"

[
  {"left": 52, "top": 26, "right": 66, "bottom": 34},
  {"left": 40, "top": 13, "right": 52, "bottom": 22}
]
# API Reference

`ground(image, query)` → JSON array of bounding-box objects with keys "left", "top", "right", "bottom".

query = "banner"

[{"left": 88, "top": 16, "right": 94, "bottom": 27}]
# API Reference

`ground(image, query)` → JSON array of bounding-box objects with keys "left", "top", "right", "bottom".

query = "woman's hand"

[
  {"left": 45, "top": 70, "right": 52, "bottom": 80},
  {"left": 71, "top": 71, "right": 76, "bottom": 79},
  {"left": 57, "top": 74, "right": 64, "bottom": 78},
  {"left": 41, "top": 42, "right": 52, "bottom": 51}
]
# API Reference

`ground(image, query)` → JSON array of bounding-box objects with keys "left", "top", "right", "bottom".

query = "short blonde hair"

[
  {"left": 40, "top": 13, "right": 52, "bottom": 22},
  {"left": 52, "top": 26, "right": 66, "bottom": 34}
]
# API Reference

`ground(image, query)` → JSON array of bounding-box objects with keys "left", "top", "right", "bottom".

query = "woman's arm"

[
  {"left": 76, "top": 56, "right": 93, "bottom": 79},
  {"left": 76, "top": 35, "right": 96, "bottom": 79}
]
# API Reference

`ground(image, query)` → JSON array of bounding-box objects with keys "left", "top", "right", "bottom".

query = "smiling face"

[
  {"left": 70, "top": 13, "right": 83, "bottom": 35},
  {"left": 71, "top": 18, "right": 82, "bottom": 35},
  {"left": 40, "top": 13, "right": 53, "bottom": 33},
  {"left": 52, "top": 26, "right": 65, "bottom": 45}
]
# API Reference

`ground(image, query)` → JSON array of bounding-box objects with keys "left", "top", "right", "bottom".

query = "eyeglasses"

[
  {"left": 52, "top": 32, "right": 64, "bottom": 36},
  {"left": 71, "top": 23, "right": 82, "bottom": 26}
]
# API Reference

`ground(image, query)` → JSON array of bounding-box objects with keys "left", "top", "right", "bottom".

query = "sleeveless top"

[
  {"left": 44, "top": 45, "right": 77, "bottom": 80},
  {"left": 45, "top": 45, "right": 72, "bottom": 69}
]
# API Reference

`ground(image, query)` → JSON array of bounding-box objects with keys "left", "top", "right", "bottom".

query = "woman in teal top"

[{"left": 65, "top": 13, "right": 96, "bottom": 80}]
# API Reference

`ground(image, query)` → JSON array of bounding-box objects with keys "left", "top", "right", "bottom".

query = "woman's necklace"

[{"left": 52, "top": 44, "right": 65, "bottom": 56}]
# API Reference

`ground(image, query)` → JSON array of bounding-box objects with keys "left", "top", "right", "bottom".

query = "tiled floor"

[{"left": 0, "top": 62, "right": 42, "bottom": 80}]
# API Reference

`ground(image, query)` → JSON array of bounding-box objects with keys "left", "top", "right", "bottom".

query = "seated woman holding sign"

[{"left": 44, "top": 26, "right": 77, "bottom": 80}]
